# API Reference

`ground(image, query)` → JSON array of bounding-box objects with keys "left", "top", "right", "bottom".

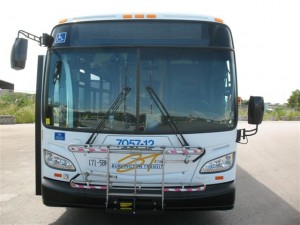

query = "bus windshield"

[{"left": 44, "top": 47, "right": 236, "bottom": 133}]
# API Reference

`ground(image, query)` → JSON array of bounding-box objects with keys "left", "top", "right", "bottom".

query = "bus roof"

[{"left": 59, "top": 13, "right": 224, "bottom": 24}]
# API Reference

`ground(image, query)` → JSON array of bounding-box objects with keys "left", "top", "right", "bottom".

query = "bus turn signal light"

[
  {"left": 54, "top": 173, "right": 62, "bottom": 178},
  {"left": 215, "top": 176, "right": 224, "bottom": 180}
]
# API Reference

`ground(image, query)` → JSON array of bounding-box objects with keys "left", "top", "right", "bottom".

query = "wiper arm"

[
  {"left": 53, "top": 61, "right": 62, "bottom": 84},
  {"left": 146, "top": 86, "right": 189, "bottom": 146},
  {"left": 86, "top": 87, "right": 131, "bottom": 145}
]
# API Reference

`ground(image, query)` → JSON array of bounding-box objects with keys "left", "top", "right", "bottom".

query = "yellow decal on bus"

[{"left": 116, "top": 153, "right": 161, "bottom": 173}]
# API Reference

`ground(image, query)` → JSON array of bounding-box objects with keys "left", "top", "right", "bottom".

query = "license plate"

[{"left": 88, "top": 158, "right": 107, "bottom": 168}]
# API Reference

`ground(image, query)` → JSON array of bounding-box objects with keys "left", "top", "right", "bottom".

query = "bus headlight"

[
  {"left": 44, "top": 149, "right": 76, "bottom": 171},
  {"left": 200, "top": 153, "right": 235, "bottom": 173}
]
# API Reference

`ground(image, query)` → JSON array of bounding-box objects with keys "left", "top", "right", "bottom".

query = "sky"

[{"left": 0, "top": 0, "right": 299, "bottom": 104}]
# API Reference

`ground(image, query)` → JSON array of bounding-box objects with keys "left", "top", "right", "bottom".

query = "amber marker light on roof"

[
  {"left": 147, "top": 14, "right": 157, "bottom": 19},
  {"left": 214, "top": 17, "right": 224, "bottom": 23},
  {"left": 123, "top": 14, "right": 133, "bottom": 19},
  {"left": 123, "top": 14, "right": 157, "bottom": 19},
  {"left": 135, "top": 14, "right": 145, "bottom": 19},
  {"left": 59, "top": 18, "right": 68, "bottom": 24}
]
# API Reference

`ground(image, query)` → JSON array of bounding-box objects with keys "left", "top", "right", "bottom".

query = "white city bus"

[{"left": 11, "top": 13, "right": 264, "bottom": 213}]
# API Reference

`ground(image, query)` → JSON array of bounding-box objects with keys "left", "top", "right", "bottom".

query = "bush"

[
  {"left": 0, "top": 92, "right": 35, "bottom": 123},
  {"left": 238, "top": 105, "right": 300, "bottom": 121},
  {"left": 273, "top": 108, "right": 285, "bottom": 120},
  {"left": 15, "top": 105, "right": 35, "bottom": 123}
]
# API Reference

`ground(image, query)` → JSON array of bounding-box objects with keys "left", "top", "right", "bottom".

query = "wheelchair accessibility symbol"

[{"left": 55, "top": 32, "right": 67, "bottom": 43}]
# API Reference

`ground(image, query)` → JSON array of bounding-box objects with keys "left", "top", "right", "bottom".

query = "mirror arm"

[
  {"left": 17, "top": 30, "right": 53, "bottom": 47},
  {"left": 18, "top": 30, "right": 42, "bottom": 45},
  {"left": 244, "top": 125, "right": 258, "bottom": 136},
  {"left": 236, "top": 125, "right": 258, "bottom": 143}
]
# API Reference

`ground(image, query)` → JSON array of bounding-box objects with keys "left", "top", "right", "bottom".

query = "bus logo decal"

[
  {"left": 115, "top": 153, "right": 161, "bottom": 173},
  {"left": 55, "top": 32, "right": 67, "bottom": 43}
]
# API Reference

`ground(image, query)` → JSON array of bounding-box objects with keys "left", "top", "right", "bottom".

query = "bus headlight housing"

[
  {"left": 200, "top": 153, "right": 235, "bottom": 173},
  {"left": 44, "top": 149, "right": 76, "bottom": 171}
]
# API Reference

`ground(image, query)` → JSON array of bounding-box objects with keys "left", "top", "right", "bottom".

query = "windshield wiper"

[
  {"left": 53, "top": 61, "right": 62, "bottom": 84},
  {"left": 146, "top": 86, "right": 189, "bottom": 146},
  {"left": 86, "top": 87, "right": 131, "bottom": 145}
]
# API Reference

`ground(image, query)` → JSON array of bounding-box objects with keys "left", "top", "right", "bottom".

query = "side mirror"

[
  {"left": 11, "top": 38, "right": 28, "bottom": 70},
  {"left": 248, "top": 96, "right": 264, "bottom": 125},
  {"left": 237, "top": 96, "right": 264, "bottom": 143}
]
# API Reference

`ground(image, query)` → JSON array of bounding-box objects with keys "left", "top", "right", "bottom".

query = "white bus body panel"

[{"left": 41, "top": 126, "right": 237, "bottom": 187}]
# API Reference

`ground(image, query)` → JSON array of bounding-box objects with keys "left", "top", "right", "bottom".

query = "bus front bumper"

[{"left": 42, "top": 177, "right": 235, "bottom": 211}]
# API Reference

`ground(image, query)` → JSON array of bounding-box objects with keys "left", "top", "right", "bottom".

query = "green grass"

[
  {"left": 0, "top": 92, "right": 35, "bottom": 123},
  {"left": 239, "top": 106, "right": 300, "bottom": 121}
]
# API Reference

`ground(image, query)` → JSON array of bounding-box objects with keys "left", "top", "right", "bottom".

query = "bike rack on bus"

[{"left": 68, "top": 145, "right": 206, "bottom": 213}]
